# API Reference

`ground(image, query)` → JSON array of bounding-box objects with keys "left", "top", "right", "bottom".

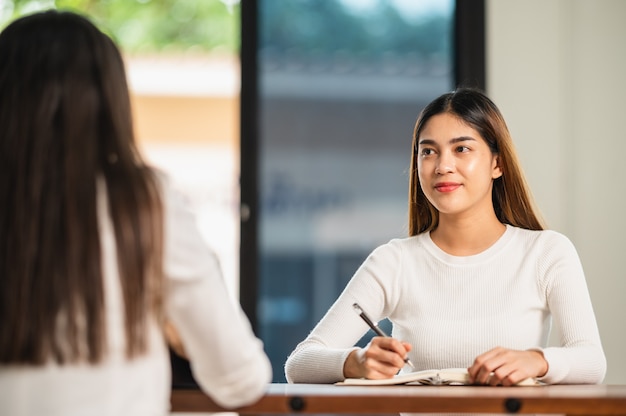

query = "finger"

[
  {"left": 498, "top": 368, "right": 528, "bottom": 387},
  {"left": 373, "top": 336, "right": 406, "bottom": 352},
  {"left": 470, "top": 349, "right": 508, "bottom": 384},
  {"left": 362, "top": 357, "right": 402, "bottom": 379},
  {"left": 474, "top": 368, "right": 495, "bottom": 385},
  {"left": 471, "top": 347, "right": 505, "bottom": 368},
  {"left": 361, "top": 349, "right": 404, "bottom": 379},
  {"left": 489, "top": 369, "right": 506, "bottom": 386},
  {"left": 468, "top": 347, "right": 499, "bottom": 380},
  {"left": 493, "top": 361, "right": 525, "bottom": 385},
  {"left": 371, "top": 337, "right": 411, "bottom": 364},
  {"left": 479, "top": 350, "right": 533, "bottom": 386},
  {"left": 366, "top": 340, "right": 408, "bottom": 369}
]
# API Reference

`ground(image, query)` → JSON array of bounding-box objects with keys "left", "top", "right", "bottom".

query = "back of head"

[
  {"left": 0, "top": 10, "right": 133, "bottom": 173},
  {"left": 0, "top": 10, "right": 162, "bottom": 365},
  {"left": 408, "top": 88, "right": 545, "bottom": 234}
]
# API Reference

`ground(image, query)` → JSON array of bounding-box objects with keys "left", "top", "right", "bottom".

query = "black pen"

[{"left": 352, "top": 303, "right": 415, "bottom": 369}]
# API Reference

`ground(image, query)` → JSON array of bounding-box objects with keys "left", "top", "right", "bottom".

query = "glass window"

[{"left": 254, "top": 0, "right": 455, "bottom": 382}]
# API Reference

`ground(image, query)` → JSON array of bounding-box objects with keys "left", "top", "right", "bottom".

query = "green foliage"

[{"left": 0, "top": 0, "right": 240, "bottom": 54}]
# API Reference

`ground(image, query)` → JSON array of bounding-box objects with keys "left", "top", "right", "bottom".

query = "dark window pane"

[{"left": 257, "top": 0, "right": 455, "bottom": 382}]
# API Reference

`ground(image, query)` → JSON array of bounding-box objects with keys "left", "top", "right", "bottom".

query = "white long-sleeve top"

[
  {"left": 285, "top": 225, "right": 606, "bottom": 385},
  {"left": 0, "top": 176, "right": 272, "bottom": 416}
]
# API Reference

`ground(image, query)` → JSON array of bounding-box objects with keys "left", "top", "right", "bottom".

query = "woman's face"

[{"left": 417, "top": 112, "right": 502, "bottom": 221}]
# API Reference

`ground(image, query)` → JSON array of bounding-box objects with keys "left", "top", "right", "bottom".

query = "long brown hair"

[
  {"left": 408, "top": 88, "right": 545, "bottom": 235},
  {"left": 0, "top": 10, "right": 163, "bottom": 364}
]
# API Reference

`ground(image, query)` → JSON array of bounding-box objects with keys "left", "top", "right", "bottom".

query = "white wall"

[{"left": 487, "top": 0, "right": 626, "bottom": 384}]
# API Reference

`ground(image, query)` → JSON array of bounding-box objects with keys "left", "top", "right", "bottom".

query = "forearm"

[
  {"left": 167, "top": 278, "right": 272, "bottom": 408},
  {"left": 540, "top": 344, "right": 606, "bottom": 384},
  {"left": 285, "top": 343, "right": 357, "bottom": 383}
]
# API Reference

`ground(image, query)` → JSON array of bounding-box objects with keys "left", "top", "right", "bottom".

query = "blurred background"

[
  {"left": 1, "top": 0, "right": 243, "bottom": 296},
  {"left": 250, "top": 0, "right": 457, "bottom": 382},
  {"left": 2, "top": 0, "right": 624, "bottom": 387}
]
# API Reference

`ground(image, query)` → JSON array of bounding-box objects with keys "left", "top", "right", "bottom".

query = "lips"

[{"left": 434, "top": 182, "right": 461, "bottom": 193}]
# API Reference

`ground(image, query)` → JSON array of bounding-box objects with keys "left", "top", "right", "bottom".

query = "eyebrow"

[{"left": 418, "top": 136, "right": 477, "bottom": 146}]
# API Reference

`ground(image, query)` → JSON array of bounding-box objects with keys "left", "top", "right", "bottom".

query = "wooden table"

[{"left": 171, "top": 383, "right": 626, "bottom": 414}]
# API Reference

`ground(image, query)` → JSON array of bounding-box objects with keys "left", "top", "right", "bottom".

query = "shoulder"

[
  {"left": 359, "top": 235, "right": 428, "bottom": 273},
  {"left": 370, "top": 235, "right": 423, "bottom": 257},
  {"left": 508, "top": 226, "right": 582, "bottom": 270},
  {"left": 389, "top": 233, "right": 429, "bottom": 248},
  {"left": 508, "top": 226, "right": 576, "bottom": 251}
]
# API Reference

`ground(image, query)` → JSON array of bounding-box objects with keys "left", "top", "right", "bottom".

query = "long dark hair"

[
  {"left": 0, "top": 10, "right": 163, "bottom": 364},
  {"left": 408, "top": 88, "right": 544, "bottom": 235}
]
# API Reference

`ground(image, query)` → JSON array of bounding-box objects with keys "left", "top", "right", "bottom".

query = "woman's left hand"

[{"left": 467, "top": 347, "right": 548, "bottom": 386}]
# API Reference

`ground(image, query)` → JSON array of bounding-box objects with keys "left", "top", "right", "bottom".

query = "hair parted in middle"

[{"left": 408, "top": 87, "right": 545, "bottom": 236}]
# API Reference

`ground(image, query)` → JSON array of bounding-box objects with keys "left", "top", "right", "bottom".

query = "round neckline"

[{"left": 421, "top": 224, "right": 514, "bottom": 265}]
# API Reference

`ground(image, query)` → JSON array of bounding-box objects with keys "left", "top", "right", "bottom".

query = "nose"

[{"left": 435, "top": 151, "right": 454, "bottom": 175}]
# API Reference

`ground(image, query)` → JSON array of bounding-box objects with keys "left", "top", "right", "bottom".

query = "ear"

[{"left": 492, "top": 155, "right": 503, "bottom": 179}]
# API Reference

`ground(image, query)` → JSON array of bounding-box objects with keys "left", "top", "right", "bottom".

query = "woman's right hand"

[
  {"left": 343, "top": 336, "right": 412, "bottom": 379},
  {"left": 163, "top": 320, "right": 188, "bottom": 359}
]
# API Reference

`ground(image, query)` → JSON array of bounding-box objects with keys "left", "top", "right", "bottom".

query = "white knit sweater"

[{"left": 285, "top": 225, "right": 606, "bottom": 385}]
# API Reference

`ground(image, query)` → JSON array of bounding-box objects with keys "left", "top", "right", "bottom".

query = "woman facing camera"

[{"left": 285, "top": 88, "right": 606, "bottom": 386}]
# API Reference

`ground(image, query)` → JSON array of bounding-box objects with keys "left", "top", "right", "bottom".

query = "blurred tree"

[
  {"left": 260, "top": 0, "right": 451, "bottom": 59},
  {"left": 1, "top": 0, "right": 451, "bottom": 58},
  {"left": 0, "top": 0, "right": 240, "bottom": 54}
]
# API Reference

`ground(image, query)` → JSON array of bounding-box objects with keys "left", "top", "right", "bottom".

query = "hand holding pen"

[{"left": 352, "top": 303, "right": 415, "bottom": 370}]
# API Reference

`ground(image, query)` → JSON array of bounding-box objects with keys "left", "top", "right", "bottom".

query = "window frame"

[{"left": 238, "top": 0, "right": 486, "bottom": 332}]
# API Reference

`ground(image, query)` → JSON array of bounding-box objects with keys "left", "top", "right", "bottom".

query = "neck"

[{"left": 430, "top": 214, "right": 506, "bottom": 256}]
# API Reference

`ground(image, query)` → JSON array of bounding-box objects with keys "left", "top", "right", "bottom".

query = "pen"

[{"left": 352, "top": 303, "right": 415, "bottom": 369}]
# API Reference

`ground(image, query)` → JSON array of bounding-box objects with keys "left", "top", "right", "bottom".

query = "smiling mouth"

[{"left": 434, "top": 183, "right": 461, "bottom": 192}]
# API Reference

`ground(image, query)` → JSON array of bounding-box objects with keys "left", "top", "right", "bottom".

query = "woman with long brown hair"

[
  {"left": 0, "top": 10, "right": 270, "bottom": 415},
  {"left": 285, "top": 88, "right": 605, "bottom": 386}
]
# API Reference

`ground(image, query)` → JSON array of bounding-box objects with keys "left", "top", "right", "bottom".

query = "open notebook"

[{"left": 336, "top": 368, "right": 542, "bottom": 386}]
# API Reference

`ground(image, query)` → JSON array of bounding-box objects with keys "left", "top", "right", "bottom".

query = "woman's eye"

[
  {"left": 456, "top": 145, "right": 470, "bottom": 153},
  {"left": 420, "top": 148, "right": 434, "bottom": 156}
]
